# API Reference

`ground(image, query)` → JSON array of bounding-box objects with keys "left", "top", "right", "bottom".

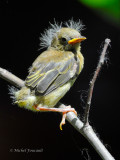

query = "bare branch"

[
  {"left": 84, "top": 39, "right": 111, "bottom": 126},
  {"left": 0, "top": 39, "right": 115, "bottom": 159},
  {"left": 0, "top": 67, "right": 24, "bottom": 88},
  {"left": 66, "top": 112, "right": 115, "bottom": 160},
  {"left": 0, "top": 65, "right": 115, "bottom": 160}
]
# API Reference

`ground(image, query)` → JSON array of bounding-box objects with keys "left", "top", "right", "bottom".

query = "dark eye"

[{"left": 61, "top": 37, "right": 67, "bottom": 42}]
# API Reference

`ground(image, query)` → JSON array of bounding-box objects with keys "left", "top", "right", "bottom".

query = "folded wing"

[{"left": 25, "top": 52, "right": 78, "bottom": 95}]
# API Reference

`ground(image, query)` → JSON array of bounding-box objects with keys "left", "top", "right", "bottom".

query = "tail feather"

[
  {"left": 8, "top": 86, "right": 37, "bottom": 111},
  {"left": 8, "top": 86, "right": 19, "bottom": 104}
]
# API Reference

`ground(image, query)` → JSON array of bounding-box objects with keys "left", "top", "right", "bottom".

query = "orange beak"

[{"left": 68, "top": 37, "right": 86, "bottom": 45}]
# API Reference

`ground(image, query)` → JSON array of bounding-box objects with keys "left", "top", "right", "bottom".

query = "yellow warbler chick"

[{"left": 10, "top": 19, "right": 86, "bottom": 130}]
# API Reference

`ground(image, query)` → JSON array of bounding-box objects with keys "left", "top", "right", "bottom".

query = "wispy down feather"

[
  {"left": 8, "top": 86, "right": 18, "bottom": 104},
  {"left": 64, "top": 19, "right": 84, "bottom": 32},
  {"left": 39, "top": 19, "right": 84, "bottom": 49}
]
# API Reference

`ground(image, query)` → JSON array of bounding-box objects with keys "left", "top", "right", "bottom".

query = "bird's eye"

[{"left": 61, "top": 37, "right": 67, "bottom": 42}]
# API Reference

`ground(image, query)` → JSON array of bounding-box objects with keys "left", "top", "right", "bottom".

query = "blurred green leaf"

[{"left": 78, "top": 0, "right": 120, "bottom": 26}]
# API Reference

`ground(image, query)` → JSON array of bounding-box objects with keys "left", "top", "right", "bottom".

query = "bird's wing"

[{"left": 25, "top": 51, "right": 77, "bottom": 95}]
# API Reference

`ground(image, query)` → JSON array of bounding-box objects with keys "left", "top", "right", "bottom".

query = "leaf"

[{"left": 78, "top": 0, "right": 120, "bottom": 26}]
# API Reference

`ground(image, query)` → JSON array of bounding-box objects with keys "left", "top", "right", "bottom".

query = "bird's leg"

[
  {"left": 59, "top": 112, "right": 67, "bottom": 130},
  {"left": 35, "top": 104, "right": 77, "bottom": 130}
]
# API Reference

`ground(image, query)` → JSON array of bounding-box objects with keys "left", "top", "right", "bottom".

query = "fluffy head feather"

[{"left": 39, "top": 19, "right": 84, "bottom": 49}]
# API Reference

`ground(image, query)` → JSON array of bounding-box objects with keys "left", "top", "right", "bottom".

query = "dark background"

[{"left": 0, "top": 0, "right": 120, "bottom": 159}]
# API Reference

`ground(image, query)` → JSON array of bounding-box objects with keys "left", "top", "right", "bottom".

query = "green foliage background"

[{"left": 78, "top": 0, "right": 120, "bottom": 26}]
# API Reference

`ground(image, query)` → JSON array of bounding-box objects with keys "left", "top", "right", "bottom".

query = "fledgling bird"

[{"left": 11, "top": 19, "right": 86, "bottom": 130}]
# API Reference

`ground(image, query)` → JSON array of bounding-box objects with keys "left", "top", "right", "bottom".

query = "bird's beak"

[{"left": 68, "top": 37, "right": 86, "bottom": 45}]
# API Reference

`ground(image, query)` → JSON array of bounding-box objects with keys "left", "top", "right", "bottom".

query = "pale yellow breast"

[{"left": 77, "top": 51, "right": 84, "bottom": 74}]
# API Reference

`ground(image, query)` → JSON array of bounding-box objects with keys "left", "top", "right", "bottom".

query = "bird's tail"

[
  {"left": 8, "top": 86, "right": 37, "bottom": 111},
  {"left": 8, "top": 86, "right": 19, "bottom": 104}
]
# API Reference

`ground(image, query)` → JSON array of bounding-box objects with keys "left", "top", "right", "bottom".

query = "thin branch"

[
  {"left": 0, "top": 54, "right": 115, "bottom": 159},
  {"left": 0, "top": 67, "right": 24, "bottom": 88},
  {"left": 84, "top": 39, "right": 111, "bottom": 126},
  {"left": 64, "top": 111, "right": 115, "bottom": 160}
]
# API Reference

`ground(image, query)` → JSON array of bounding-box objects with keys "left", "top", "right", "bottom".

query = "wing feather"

[
  {"left": 25, "top": 51, "right": 78, "bottom": 95},
  {"left": 43, "top": 57, "right": 76, "bottom": 95},
  {"left": 43, "top": 71, "right": 71, "bottom": 95},
  {"left": 36, "top": 69, "right": 59, "bottom": 93}
]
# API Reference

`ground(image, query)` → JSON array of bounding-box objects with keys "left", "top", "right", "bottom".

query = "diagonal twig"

[
  {"left": 0, "top": 39, "right": 115, "bottom": 160},
  {"left": 0, "top": 68, "right": 25, "bottom": 88},
  {"left": 84, "top": 38, "right": 111, "bottom": 126}
]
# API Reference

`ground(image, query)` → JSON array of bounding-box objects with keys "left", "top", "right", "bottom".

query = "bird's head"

[
  {"left": 40, "top": 19, "right": 86, "bottom": 53},
  {"left": 51, "top": 27, "right": 86, "bottom": 52}
]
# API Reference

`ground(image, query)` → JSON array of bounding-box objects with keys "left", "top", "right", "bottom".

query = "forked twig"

[
  {"left": 0, "top": 39, "right": 115, "bottom": 160},
  {"left": 84, "top": 39, "right": 111, "bottom": 126}
]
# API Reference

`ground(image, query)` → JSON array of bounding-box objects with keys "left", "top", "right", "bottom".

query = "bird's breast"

[{"left": 76, "top": 52, "right": 84, "bottom": 75}]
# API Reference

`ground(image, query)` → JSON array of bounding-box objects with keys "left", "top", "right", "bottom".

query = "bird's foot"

[
  {"left": 58, "top": 105, "right": 77, "bottom": 130},
  {"left": 35, "top": 105, "right": 77, "bottom": 130}
]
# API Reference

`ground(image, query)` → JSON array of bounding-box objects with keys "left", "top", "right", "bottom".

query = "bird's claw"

[
  {"left": 59, "top": 106, "right": 77, "bottom": 130},
  {"left": 60, "top": 112, "right": 67, "bottom": 130},
  {"left": 33, "top": 104, "right": 77, "bottom": 130}
]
